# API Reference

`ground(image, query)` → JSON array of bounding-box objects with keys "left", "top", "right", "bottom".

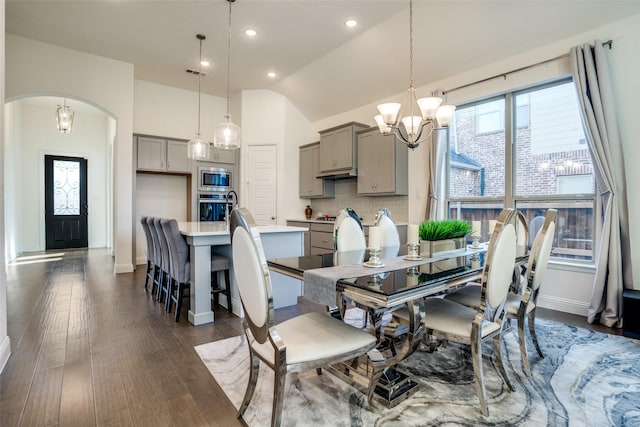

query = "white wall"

[
  {"left": 134, "top": 80, "right": 227, "bottom": 141},
  {"left": 4, "top": 101, "right": 20, "bottom": 261},
  {"left": 135, "top": 174, "right": 188, "bottom": 265},
  {"left": 240, "top": 89, "right": 314, "bottom": 224},
  {"left": 1, "top": 0, "right": 11, "bottom": 373},
  {"left": 13, "top": 101, "right": 110, "bottom": 252},
  {"left": 5, "top": 35, "right": 134, "bottom": 273}
]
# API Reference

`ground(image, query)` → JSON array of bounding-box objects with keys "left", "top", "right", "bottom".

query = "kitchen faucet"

[
  {"left": 226, "top": 190, "right": 238, "bottom": 226},
  {"left": 226, "top": 190, "right": 238, "bottom": 209}
]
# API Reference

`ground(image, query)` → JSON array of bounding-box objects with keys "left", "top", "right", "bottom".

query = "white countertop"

[
  {"left": 179, "top": 221, "right": 307, "bottom": 237},
  {"left": 287, "top": 218, "right": 408, "bottom": 227}
]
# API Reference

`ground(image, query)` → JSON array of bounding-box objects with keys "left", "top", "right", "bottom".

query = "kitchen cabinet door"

[
  {"left": 299, "top": 143, "right": 334, "bottom": 198},
  {"left": 166, "top": 140, "right": 191, "bottom": 172},
  {"left": 357, "top": 128, "right": 408, "bottom": 195},
  {"left": 209, "top": 147, "right": 236, "bottom": 164},
  {"left": 137, "top": 137, "right": 166, "bottom": 171},
  {"left": 318, "top": 122, "right": 367, "bottom": 174}
]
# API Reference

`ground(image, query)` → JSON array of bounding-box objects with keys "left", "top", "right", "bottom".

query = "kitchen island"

[{"left": 179, "top": 221, "right": 307, "bottom": 325}]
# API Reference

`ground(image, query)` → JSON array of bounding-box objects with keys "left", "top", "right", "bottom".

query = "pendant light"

[
  {"left": 374, "top": 0, "right": 456, "bottom": 149},
  {"left": 213, "top": 0, "right": 241, "bottom": 150},
  {"left": 188, "top": 34, "right": 211, "bottom": 160},
  {"left": 56, "top": 98, "right": 74, "bottom": 133}
]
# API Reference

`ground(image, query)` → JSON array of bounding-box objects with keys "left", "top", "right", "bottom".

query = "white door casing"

[{"left": 246, "top": 145, "right": 277, "bottom": 225}]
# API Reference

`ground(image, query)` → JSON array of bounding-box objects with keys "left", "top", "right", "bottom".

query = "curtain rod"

[{"left": 443, "top": 39, "right": 613, "bottom": 96}]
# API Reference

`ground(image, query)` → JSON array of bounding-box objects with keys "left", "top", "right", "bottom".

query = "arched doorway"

[{"left": 4, "top": 95, "right": 114, "bottom": 258}]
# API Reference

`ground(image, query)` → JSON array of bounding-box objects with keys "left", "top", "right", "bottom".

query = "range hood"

[{"left": 316, "top": 168, "right": 357, "bottom": 179}]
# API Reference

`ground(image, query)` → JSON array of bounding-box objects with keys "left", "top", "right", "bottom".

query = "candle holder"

[
  {"left": 471, "top": 234, "right": 481, "bottom": 249},
  {"left": 404, "top": 243, "right": 423, "bottom": 261},
  {"left": 364, "top": 248, "right": 385, "bottom": 268}
]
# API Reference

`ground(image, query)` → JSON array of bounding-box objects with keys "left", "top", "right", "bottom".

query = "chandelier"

[
  {"left": 374, "top": 0, "right": 455, "bottom": 149},
  {"left": 56, "top": 98, "right": 74, "bottom": 134},
  {"left": 187, "top": 34, "right": 211, "bottom": 160},
  {"left": 213, "top": 0, "right": 241, "bottom": 150}
]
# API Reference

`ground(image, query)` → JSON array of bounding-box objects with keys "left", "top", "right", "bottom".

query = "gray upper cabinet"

[
  {"left": 166, "top": 140, "right": 191, "bottom": 172},
  {"left": 299, "top": 143, "right": 334, "bottom": 198},
  {"left": 318, "top": 122, "right": 368, "bottom": 176},
  {"left": 206, "top": 147, "right": 236, "bottom": 165},
  {"left": 357, "top": 127, "right": 408, "bottom": 196},
  {"left": 136, "top": 136, "right": 191, "bottom": 173}
]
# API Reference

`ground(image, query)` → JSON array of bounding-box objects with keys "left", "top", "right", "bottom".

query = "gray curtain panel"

[
  {"left": 570, "top": 40, "right": 633, "bottom": 328},
  {"left": 425, "top": 130, "right": 447, "bottom": 220}
]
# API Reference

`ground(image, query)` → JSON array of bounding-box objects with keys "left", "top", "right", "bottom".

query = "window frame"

[{"left": 445, "top": 77, "right": 597, "bottom": 265}]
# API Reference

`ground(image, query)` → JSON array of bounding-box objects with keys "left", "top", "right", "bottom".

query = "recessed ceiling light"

[
  {"left": 245, "top": 29, "right": 257, "bottom": 37},
  {"left": 345, "top": 19, "right": 357, "bottom": 28},
  {"left": 267, "top": 72, "right": 276, "bottom": 79},
  {"left": 200, "top": 60, "right": 210, "bottom": 67}
]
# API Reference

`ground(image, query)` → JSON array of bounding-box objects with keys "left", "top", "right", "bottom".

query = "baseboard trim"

[
  {"left": 537, "top": 295, "right": 590, "bottom": 316},
  {"left": 136, "top": 256, "right": 147, "bottom": 266},
  {"left": 0, "top": 335, "right": 11, "bottom": 374}
]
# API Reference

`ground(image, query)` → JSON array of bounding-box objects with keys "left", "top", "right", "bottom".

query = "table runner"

[{"left": 302, "top": 256, "right": 430, "bottom": 308}]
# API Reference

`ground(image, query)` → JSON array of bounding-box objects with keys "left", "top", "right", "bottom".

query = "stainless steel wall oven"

[{"left": 198, "top": 193, "right": 233, "bottom": 222}]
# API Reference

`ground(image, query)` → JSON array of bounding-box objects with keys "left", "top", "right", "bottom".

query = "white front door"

[{"left": 246, "top": 145, "right": 277, "bottom": 225}]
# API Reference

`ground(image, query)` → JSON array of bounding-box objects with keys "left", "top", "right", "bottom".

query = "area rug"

[{"left": 195, "top": 319, "right": 640, "bottom": 426}]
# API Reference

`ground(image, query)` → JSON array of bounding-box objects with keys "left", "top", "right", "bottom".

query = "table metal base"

[{"left": 374, "top": 368, "right": 419, "bottom": 407}]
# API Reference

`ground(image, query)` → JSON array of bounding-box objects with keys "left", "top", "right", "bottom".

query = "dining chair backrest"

[
  {"left": 140, "top": 216, "right": 155, "bottom": 263},
  {"left": 528, "top": 215, "right": 545, "bottom": 247},
  {"left": 146, "top": 216, "right": 162, "bottom": 267},
  {"left": 527, "top": 209, "right": 557, "bottom": 294},
  {"left": 515, "top": 211, "right": 529, "bottom": 257},
  {"left": 333, "top": 208, "right": 366, "bottom": 265},
  {"left": 230, "top": 208, "right": 273, "bottom": 344},
  {"left": 481, "top": 208, "right": 517, "bottom": 321},
  {"left": 161, "top": 218, "right": 190, "bottom": 283},
  {"left": 154, "top": 217, "right": 171, "bottom": 274},
  {"left": 375, "top": 208, "right": 400, "bottom": 259}
]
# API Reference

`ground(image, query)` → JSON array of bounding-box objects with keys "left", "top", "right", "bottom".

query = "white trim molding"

[{"left": 537, "top": 295, "right": 590, "bottom": 317}]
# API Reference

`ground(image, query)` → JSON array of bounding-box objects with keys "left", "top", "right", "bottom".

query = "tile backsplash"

[{"left": 309, "top": 179, "right": 408, "bottom": 223}]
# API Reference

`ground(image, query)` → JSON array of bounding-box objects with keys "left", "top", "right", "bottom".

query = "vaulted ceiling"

[{"left": 7, "top": 1, "right": 640, "bottom": 121}]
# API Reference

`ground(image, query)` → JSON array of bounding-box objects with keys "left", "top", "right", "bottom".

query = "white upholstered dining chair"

[
  {"left": 229, "top": 208, "right": 383, "bottom": 427},
  {"left": 333, "top": 208, "right": 367, "bottom": 266},
  {"left": 374, "top": 208, "right": 400, "bottom": 259},
  {"left": 445, "top": 209, "right": 557, "bottom": 376},
  {"left": 421, "top": 208, "right": 517, "bottom": 416}
]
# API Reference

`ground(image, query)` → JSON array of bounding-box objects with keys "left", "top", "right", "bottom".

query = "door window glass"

[{"left": 53, "top": 160, "right": 80, "bottom": 215}]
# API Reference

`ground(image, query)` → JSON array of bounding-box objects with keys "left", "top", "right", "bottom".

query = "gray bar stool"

[{"left": 211, "top": 255, "right": 232, "bottom": 314}]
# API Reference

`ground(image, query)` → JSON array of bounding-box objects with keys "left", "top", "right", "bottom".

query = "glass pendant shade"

[
  {"left": 401, "top": 116, "right": 422, "bottom": 137},
  {"left": 188, "top": 135, "right": 210, "bottom": 160},
  {"left": 188, "top": 34, "right": 210, "bottom": 160},
  {"left": 213, "top": 118, "right": 241, "bottom": 150},
  {"left": 417, "top": 97, "right": 443, "bottom": 120},
  {"left": 374, "top": 115, "right": 392, "bottom": 134},
  {"left": 436, "top": 105, "right": 457, "bottom": 127},
  {"left": 56, "top": 104, "right": 74, "bottom": 133},
  {"left": 377, "top": 103, "right": 401, "bottom": 125}
]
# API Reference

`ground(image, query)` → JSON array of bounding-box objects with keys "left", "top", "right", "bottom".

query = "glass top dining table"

[
  {"left": 267, "top": 246, "right": 500, "bottom": 407},
  {"left": 267, "top": 246, "right": 488, "bottom": 309}
]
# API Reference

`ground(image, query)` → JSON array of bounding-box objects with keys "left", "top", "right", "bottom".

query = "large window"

[{"left": 447, "top": 80, "right": 595, "bottom": 262}]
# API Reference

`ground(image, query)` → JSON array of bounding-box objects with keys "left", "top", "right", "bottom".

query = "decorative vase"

[
  {"left": 305, "top": 205, "right": 312, "bottom": 220},
  {"left": 419, "top": 237, "right": 466, "bottom": 274}
]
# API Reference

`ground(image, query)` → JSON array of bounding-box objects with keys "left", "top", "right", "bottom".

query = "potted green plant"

[{"left": 418, "top": 219, "right": 471, "bottom": 258}]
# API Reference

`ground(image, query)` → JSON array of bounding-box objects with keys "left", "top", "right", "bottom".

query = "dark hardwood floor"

[{"left": 0, "top": 249, "right": 619, "bottom": 426}]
